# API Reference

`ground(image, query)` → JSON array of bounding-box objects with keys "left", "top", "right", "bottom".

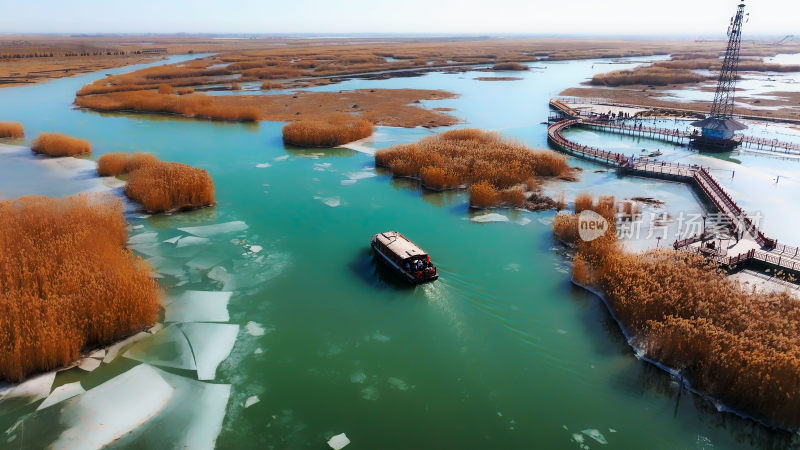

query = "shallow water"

[{"left": 1, "top": 54, "right": 799, "bottom": 449}]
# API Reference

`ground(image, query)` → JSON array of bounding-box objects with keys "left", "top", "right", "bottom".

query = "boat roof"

[
  {"left": 691, "top": 117, "right": 748, "bottom": 131},
  {"left": 373, "top": 231, "right": 427, "bottom": 259}
]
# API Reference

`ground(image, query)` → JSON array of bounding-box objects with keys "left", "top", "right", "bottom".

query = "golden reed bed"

[
  {"left": 555, "top": 194, "right": 800, "bottom": 431},
  {"left": 97, "top": 152, "right": 215, "bottom": 213},
  {"left": 0, "top": 195, "right": 160, "bottom": 382}
]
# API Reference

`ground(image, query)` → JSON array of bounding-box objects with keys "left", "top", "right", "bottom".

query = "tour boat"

[{"left": 370, "top": 231, "right": 438, "bottom": 284}]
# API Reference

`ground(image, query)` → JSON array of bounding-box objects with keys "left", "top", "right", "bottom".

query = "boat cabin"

[{"left": 371, "top": 231, "right": 438, "bottom": 284}]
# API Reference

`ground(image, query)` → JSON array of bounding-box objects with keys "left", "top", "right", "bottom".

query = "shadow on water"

[{"left": 348, "top": 247, "right": 417, "bottom": 292}]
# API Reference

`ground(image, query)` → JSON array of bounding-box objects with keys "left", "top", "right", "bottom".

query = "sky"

[{"left": 0, "top": 0, "right": 797, "bottom": 36}]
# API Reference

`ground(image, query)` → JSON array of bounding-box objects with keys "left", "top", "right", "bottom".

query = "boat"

[{"left": 370, "top": 231, "right": 438, "bottom": 284}]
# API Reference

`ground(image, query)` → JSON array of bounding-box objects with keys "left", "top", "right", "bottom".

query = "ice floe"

[
  {"left": 256, "top": 163, "right": 271, "bottom": 168},
  {"left": 349, "top": 371, "right": 367, "bottom": 384},
  {"left": 244, "top": 395, "right": 260, "bottom": 408},
  {"left": 245, "top": 321, "right": 266, "bottom": 337},
  {"left": 89, "top": 349, "right": 106, "bottom": 359},
  {"left": 163, "top": 235, "right": 182, "bottom": 244},
  {"left": 516, "top": 217, "right": 532, "bottom": 226},
  {"left": 470, "top": 213, "right": 509, "bottom": 223},
  {"left": 52, "top": 364, "right": 175, "bottom": 449},
  {"left": 36, "top": 382, "right": 85, "bottom": 411},
  {"left": 248, "top": 245, "right": 263, "bottom": 254},
  {"left": 180, "top": 323, "right": 240, "bottom": 380},
  {"left": 123, "top": 324, "right": 197, "bottom": 372},
  {"left": 164, "top": 291, "right": 232, "bottom": 323},
  {"left": 176, "top": 236, "right": 211, "bottom": 247},
  {"left": 274, "top": 155, "right": 289, "bottom": 161},
  {"left": 581, "top": 428, "right": 608, "bottom": 445},
  {"left": 208, "top": 266, "right": 234, "bottom": 289},
  {"left": 340, "top": 179, "right": 356, "bottom": 186},
  {"left": 387, "top": 377, "right": 409, "bottom": 391},
  {"left": 0, "top": 371, "right": 56, "bottom": 404},
  {"left": 185, "top": 254, "right": 228, "bottom": 271},
  {"left": 327, "top": 433, "right": 350, "bottom": 450},
  {"left": 78, "top": 357, "right": 101, "bottom": 372},
  {"left": 103, "top": 331, "right": 150, "bottom": 363},
  {"left": 127, "top": 232, "right": 158, "bottom": 245},
  {"left": 178, "top": 221, "right": 248, "bottom": 237},
  {"left": 360, "top": 386, "right": 379, "bottom": 401},
  {"left": 317, "top": 197, "right": 341, "bottom": 208},
  {"left": 343, "top": 171, "right": 376, "bottom": 180}
]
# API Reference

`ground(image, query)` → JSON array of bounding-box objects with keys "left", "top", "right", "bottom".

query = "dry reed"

[
  {"left": 282, "top": 117, "right": 374, "bottom": 147},
  {"left": 0, "top": 121, "right": 24, "bottom": 138},
  {"left": 97, "top": 152, "right": 157, "bottom": 177},
  {"left": 75, "top": 91, "right": 260, "bottom": 122},
  {"left": 124, "top": 159, "right": 215, "bottom": 213},
  {"left": 590, "top": 65, "right": 707, "bottom": 87},
  {"left": 31, "top": 133, "right": 91, "bottom": 157},
  {"left": 492, "top": 62, "right": 529, "bottom": 71},
  {"left": 554, "top": 194, "right": 800, "bottom": 430},
  {"left": 376, "top": 129, "right": 570, "bottom": 207},
  {"left": 0, "top": 194, "right": 159, "bottom": 382}
]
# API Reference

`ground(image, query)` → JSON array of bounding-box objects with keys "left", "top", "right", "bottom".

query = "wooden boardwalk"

[{"left": 546, "top": 113, "right": 800, "bottom": 275}]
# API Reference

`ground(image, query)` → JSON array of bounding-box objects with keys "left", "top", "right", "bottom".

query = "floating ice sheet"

[
  {"left": 245, "top": 321, "right": 266, "bottom": 337},
  {"left": 255, "top": 163, "right": 271, "bottom": 168},
  {"left": 315, "top": 196, "right": 340, "bottom": 208},
  {"left": 327, "top": 433, "right": 350, "bottom": 450},
  {"left": 104, "top": 332, "right": 150, "bottom": 363},
  {"left": 388, "top": 377, "right": 409, "bottom": 391},
  {"left": 78, "top": 358, "right": 101, "bottom": 372},
  {"left": 274, "top": 155, "right": 289, "bottom": 161},
  {"left": 244, "top": 395, "right": 259, "bottom": 408},
  {"left": 343, "top": 171, "right": 376, "bottom": 180},
  {"left": 0, "top": 372, "right": 56, "bottom": 404},
  {"left": 581, "top": 428, "right": 608, "bottom": 445},
  {"left": 185, "top": 254, "right": 228, "bottom": 271},
  {"left": 176, "top": 236, "right": 211, "bottom": 248},
  {"left": 178, "top": 221, "right": 248, "bottom": 237},
  {"left": 52, "top": 364, "right": 175, "bottom": 449},
  {"left": 127, "top": 232, "right": 158, "bottom": 245},
  {"left": 470, "top": 213, "right": 509, "bottom": 223},
  {"left": 340, "top": 179, "right": 357, "bottom": 186},
  {"left": 89, "top": 349, "right": 105, "bottom": 359},
  {"left": 164, "top": 291, "right": 232, "bottom": 323},
  {"left": 36, "top": 382, "right": 85, "bottom": 411},
  {"left": 516, "top": 217, "right": 532, "bottom": 226},
  {"left": 180, "top": 323, "right": 239, "bottom": 381},
  {"left": 163, "top": 235, "right": 182, "bottom": 244},
  {"left": 124, "top": 324, "right": 197, "bottom": 372},
  {"left": 248, "top": 245, "right": 263, "bottom": 254}
]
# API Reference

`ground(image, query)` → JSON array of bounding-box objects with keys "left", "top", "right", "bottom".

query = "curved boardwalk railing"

[
  {"left": 547, "top": 115, "right": 800, "bottom": 274},
  {"left": 549, "top": 97, "right": 800, "bottom": 156}
]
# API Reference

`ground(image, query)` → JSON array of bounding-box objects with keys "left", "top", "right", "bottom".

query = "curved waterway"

[{"left": 1, "top": 54, "right": 799, "bottom": 449}]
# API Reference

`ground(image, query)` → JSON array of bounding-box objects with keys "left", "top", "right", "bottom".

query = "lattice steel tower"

[{"left": 691, "top": 1, "right": 749, "bottom": 151}]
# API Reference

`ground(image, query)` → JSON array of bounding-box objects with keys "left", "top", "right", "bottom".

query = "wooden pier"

[{"left": 546, "top": 110, "right": 800, "bottom": 276}]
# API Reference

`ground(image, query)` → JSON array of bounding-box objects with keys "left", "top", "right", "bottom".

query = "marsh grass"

[
  {"left": 124, "top": 158, "right": 215, "bottom": 213},
  {"left": 31, "top": 133, "right": 91, "bottom": 156},
  {"left": 282, "top": 117, "right": 374, "bottom": 147},
  {"left": 555, "top": 194, "right": 800, "bottom": 430},
  {"left": 376, "top": 129, "right": 570, "bottom": 207},
  {"left": 75, "top": 91, "right": 260, "bottom": 122},
  {"left": 590, "top": 65, "right": 707, "bottom": 87},
  {"left": 0, "top": 194, "right": 159, "bottom": 382},
  {"left": 492, "top": 62, "right": 529, "bottom": 71},
  {"left": 0, "top": 121, "right": 24, "bottom": 138}
]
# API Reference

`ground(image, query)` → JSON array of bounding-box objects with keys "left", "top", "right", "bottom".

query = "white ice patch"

[
  {"left": 360, "top": 386, "right": 379, "bottom": 401},
  {"left": 176, "top": 236, "right": 211, "bottom": 247},
  {"left": 164, "top": 291, "right": 232, "bottom": 323},
  {"left": 256, "top": 163, "right": 271, "bottom": 168},
  {"left": 180, "top": 323, "right": 240, "bottom": 381},
  {"left": 103, "top": 331, "right": 150, "bottom": 363},
  {"left": 343, "top": 171, "right": 376, "bottom": 180},
  {"left": 387, "top": 377, "right": 409, "bottom": 391},
  {"left": 123, "top": 324, "right": 197, "bottom": 372},
  {"left": 254, "top": 348, "right": 263, "bottom": 355},
  {"left": 78, "top": 357, "right": 101, "bottom": 372},
  {"left": 504, "top": 263, "right": 520, "bottom": 272},
  {"left": 185, "top": 254, "right": 227, "bottom": 271},
  {"left": 36, "top": 382, "right": 85, "bottom": 411},
  {"left": 244, "top": 395, "right": 260, "bottom": 408},
  {"left": 0, "top": 371, "right": 56, "bottom": 404},
  {"left": 340, "top": 179, "right": 357, "bottom": 186},
  {"left": 248, "top": 245, "right": 263, "bottom": 254},
  {"left": 516, "top": 217, "right": 532, "bottom": 226},
  {"left": 274, "top": 155, "right": 289, "bottom": 161},
  {"left": 327, "top": 433, "right": 350, "bottom": 450},
  {"left": 127, "top": 232, "right": 158, "bottom": 245},
  {"left": 245, "top": 321, "right": 266, "bottom": 337},
  {"left": 163, "top": 235, "right": 183, "bottom": 244},
  {"left": 470, "top": 213, "right": 509, "bottom": 223},
  {"left": 369, "top": 331, "right": 390, "bottom": 343},
  {"left": 53, "top": 364, "right": 174, "bottom": 450},
  {"left": 89, "top": 349, "right": 106, "bottom": 359},
  {"left": 178, "top": 221, "right": 248, "bottom": 237},
  {"left": 313, "top": 162, "right": 332, "bottom": 172},
  {"left": 350, "top": 371, "right": 367, "bottom": 384},
  {"left": 208, "top": 266, "right": 234, "bottom": 289},
  {"left": 581, "top": 429, "right": 608, "bottom": 445},
  {"left": 319, "top": 197, "right": 341, "bottom": 208}
]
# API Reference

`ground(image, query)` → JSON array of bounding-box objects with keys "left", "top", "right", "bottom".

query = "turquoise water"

[{"left": 1, "top": 55, "right": 799, "bottom": 449}]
